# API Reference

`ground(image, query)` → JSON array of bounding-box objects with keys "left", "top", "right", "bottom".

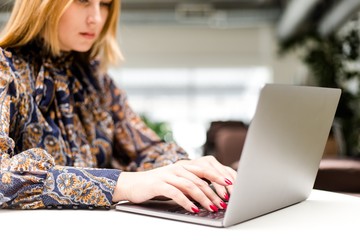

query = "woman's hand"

[{"left": 112, "top": 156, "right": 237, "bottom": 213}]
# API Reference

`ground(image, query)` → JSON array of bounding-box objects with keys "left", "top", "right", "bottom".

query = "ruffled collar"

[{"left": 22, "top": 38, "right": 75, "bottom": 70}]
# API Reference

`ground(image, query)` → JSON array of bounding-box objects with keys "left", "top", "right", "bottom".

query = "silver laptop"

[{"left": 115, "top": 84, "right": 341, "bottom": 228}]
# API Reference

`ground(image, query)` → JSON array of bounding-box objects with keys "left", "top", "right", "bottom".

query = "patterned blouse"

[{"left": 0, "top": 40, "right": 188, "bottom": 209}]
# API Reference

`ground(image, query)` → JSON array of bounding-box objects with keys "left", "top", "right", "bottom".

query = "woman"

[{"left": 0, "top": 0, "right": 236, "bottom": 213}]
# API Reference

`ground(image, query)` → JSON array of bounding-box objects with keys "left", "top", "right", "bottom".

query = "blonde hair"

[{"left": 0, "top": 0, "right": 123, "bottom": 69}]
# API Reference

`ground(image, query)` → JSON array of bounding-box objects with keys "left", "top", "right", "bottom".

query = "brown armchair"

[
  {"left": 203, "top": 120, "right": 360, "bottom": 196},
  {"left": 203, "top": 120, "right": 248, "bottom": 169},
  {"left": 314, "top": 158, "right": 360, "bottom": 196}
]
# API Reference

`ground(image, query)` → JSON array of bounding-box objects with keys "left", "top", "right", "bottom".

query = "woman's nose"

[{"left": 87, "top": 4, "right": 102, "bottom": 25}]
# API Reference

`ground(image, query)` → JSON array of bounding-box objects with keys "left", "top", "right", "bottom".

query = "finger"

[
  {"left": 225, "top": 166, "right": 237, "bottom": 194},
  {"left": 210, "top": 166, "right": 236, "bottom": 199},
  {"left": 190, "top": 156, "right": 237, "bottom": 187},
  {"left": 211, "top": 182, "right": 231, "bottom": 201},
  {"left": 180, "top": 163, "right": 233, "bottom": 204},
  {"left": 176, "top": 156, "right": 236, "bottom": 204},
  {"left": 159, "top": 183, "right": 200, "bottom": 213},
  {"left": 203, "top": 157, "right": 237, "bottom": 195},
  {"left": 226, "top": 165, "right": 237, "bottom": 181},
  {"left": 181, "top": 164, "right": 232, "bottom": 187},
  {"left": 206, "top": 156, "right": 237, "bottom": 183},
  {"left": 174, "top": 166, "right": 227, "bottom": 210},
  {"left": 165, "top": 174, "right": 221, "bottom": 212}
]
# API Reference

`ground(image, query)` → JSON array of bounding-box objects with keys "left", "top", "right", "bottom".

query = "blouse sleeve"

[
  {"left": 101, "top": 74, "right": 189, "bottom": 171},
  {"left": 0, "top": 49, "right": 120, "bottom": 209}
]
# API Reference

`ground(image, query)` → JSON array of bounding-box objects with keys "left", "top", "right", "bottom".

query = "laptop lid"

[
  {"left": 116, "top": 84, "right": 341, "bottom": 228},
  {"left": 223, "top": 84, "right": 341, "bottom": 226}
]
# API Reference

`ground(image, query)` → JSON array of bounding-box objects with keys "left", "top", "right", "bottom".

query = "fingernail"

[
  {"left": 191, "top": 206, "right": 200, "bottom": 213},
  {"left": 220, "top": 201, "right": 227, "bottom": 209},
  {"left": 224, "top": 178, "right": 233, "bottom": 185},
  {"left": 224, "top": 193, "right": 230, "bottom": 201},
  {"left": 210, "top": 204, "right": 218, "bottom": 212}
]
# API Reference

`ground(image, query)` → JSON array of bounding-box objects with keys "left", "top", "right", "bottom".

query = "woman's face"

[{"left": 58, "top": 0, "right": 113, "bottom": 52}]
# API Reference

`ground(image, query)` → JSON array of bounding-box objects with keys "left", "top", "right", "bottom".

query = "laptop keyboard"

[{"left": 167, "top": 205, "right": 226, "bottom": 220}]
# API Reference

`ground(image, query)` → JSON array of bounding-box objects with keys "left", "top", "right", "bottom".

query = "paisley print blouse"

[{"left": 0, "top": 41, "right": 188, "bottom": 209}]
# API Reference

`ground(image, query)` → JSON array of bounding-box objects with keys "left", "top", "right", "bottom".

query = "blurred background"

[{"left": 1, "top": 0, "right": 360, "bottom": 159}]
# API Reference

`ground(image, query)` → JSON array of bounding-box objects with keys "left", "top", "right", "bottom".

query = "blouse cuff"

[{"left": 42, "top": 166, "right": 121, "bottom": 209}]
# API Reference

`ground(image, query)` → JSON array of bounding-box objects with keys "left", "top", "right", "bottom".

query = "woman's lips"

[{"left": 80, "top": 32, "right": 96, "bottom": 39}]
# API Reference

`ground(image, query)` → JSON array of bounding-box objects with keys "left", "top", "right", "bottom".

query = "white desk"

[{"left": 1, "top": 190, "right": 360, "bottom": 240}]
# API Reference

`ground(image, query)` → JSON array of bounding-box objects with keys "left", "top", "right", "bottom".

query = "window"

[{"left": 109, "top": 67, "right": 272, "bottom": 157}]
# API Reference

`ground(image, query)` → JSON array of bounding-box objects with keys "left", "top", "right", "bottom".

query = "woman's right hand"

[{"left": 112, "top": 156, "right": 236, "bottom": 213}]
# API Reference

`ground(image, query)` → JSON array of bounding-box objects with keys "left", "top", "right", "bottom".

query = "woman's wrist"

[{"left": 112, "top": 172, "right": 132, "bottom": 203}]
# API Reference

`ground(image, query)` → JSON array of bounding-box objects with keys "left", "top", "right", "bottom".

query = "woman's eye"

[
  {"left": 100, "top": 1, "right": 112, "bottom": 8},
  {"left": 75, "top": 0, "right": 111, "bottom": 8},
  {"left": 77, "top": 0, "right": 89, "bottom": 4}
]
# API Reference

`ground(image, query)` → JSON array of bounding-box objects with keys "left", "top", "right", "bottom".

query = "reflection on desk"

[{"left": 1, "top": 190, "right": 360, "bottom": 240}]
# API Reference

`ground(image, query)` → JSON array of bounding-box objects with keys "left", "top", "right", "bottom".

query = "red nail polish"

[
  {"left": 224, "top": 193, "right": 230, "bottom": 201},
  {"left": 210, "top": 204, "right": 218, "bottom": 212},
  {"left": 191, "top": 206, "right": 200, "bottom": 213},
  {"left": 225, "top": 178, "right": 233, "bottom": 185},
  {"left": 220, "top": 201, "right": 227, "bottom": 209}
]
